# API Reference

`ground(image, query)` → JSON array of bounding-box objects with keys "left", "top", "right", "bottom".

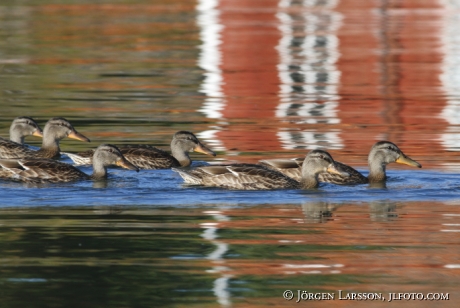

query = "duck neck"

[
  {"left": 300, "top": 176, "right": 319, "bottom": 189},
  {"left": 368, "top": 160, "right": 387, "bottom": 183},
  {"left": 91, "top": 159, "right": 108, "bottom": 180},
  {"left": 9, "top": 130, "right": 24, "bottom": 144},
  {"left": 300, "top": 164, "right": 320, "bottom": 189},
  {"left": 171, "top": 146, "right": 191, "bottom": 167},
  {"left": 38, "top": 136, "right": 60, "bottom": 158}
]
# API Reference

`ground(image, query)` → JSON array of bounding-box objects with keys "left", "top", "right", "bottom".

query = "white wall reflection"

[
  {"left": 196, "top": 0, "right": 344, "bottom": 152},
  {"left": 201, "top": 210, "right": 233, "bottom": 308},
  {"left": 440, "top": 0, "right": 460, "bottom": 151},
  {"left": 196, "top": 128, "right": 227, "bottom": 153},
  {"left": 277, "top": 130, "right": 342, "bottom": 150},
  {"left": 276, "top": 0, "right": 343, "bottom": 150},
  {"left": 196, "top": 0, "right": 226, "bottom": 120}
]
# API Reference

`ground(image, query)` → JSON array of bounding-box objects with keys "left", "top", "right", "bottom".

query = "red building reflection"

[{"left": 197, "top": 0, "right": 449, "bottom": 167}]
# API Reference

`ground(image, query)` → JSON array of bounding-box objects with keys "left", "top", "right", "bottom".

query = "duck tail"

[{"left": 172, "top": 168, "right": 203, "bottom": 185}]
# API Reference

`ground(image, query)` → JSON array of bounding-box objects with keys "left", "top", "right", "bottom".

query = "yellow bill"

[
  {"left": 116, "top": 158, "right": 139, "bottom": 172},
  {"left": 396, "top": 154, "right": 422, "bottom": 168},
  {"left": 194, "top": 143, "right": 216, "bottom": 157},
  {"left": 32, "top": 129, "right": 43, "bottom": 138},
  {"left": 68, "top": 130, "right": 90, "bottom": 142}
]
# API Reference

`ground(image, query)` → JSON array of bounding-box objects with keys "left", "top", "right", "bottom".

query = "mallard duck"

[
  {"left": 0, "top": 116, "right": 44, "bottom": 158},
  {"left": 0, "top": 116, "right": 43, "bottom": 144},
  {"left": 0, "top": 117, "right": 89, "bottom": 159},
  {"left": 173, "top": 149, "right": 348, "bottom": 190},
  {"left": 260, "top": 141, "right": 422, "bottom": 185},
  {"left": 63, "top": 131, "right": 216, "bottom": 169},
  {"left": 0, "top": 144, "right": 139, "bottom": 183}
]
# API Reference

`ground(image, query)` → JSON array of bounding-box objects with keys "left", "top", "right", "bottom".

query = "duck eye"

[{"left": 319, "top": 155, "right": 324, "bottom": 159}]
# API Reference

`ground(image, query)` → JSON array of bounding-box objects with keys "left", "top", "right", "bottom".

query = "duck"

[
  {"left": 0, "top": 116, "right": 43, "bottom": 144},
  {"left": 259, "top": 141, "right": 422, "bottom": 185},
  {"left": 0, "top": 144, "right": 139, "bottom": 183},
  {"left": 0, "top": 116, "right": 44, "bottom": 157},
  {"left": 0, "top": 117, "right": 90, "bottom": 159},
  {"left": 173, "top": 149, "right": 349, "bottom": 190},
  {"left": 63, "top": 131, "right": 216, "bottom": 169}
]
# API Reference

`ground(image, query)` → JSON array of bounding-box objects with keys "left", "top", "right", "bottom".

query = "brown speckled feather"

[
  {"left": 0, "top": 158, "right": 89, "bottom": 183},
  {"left": 175, "top": 150, "right": 348, "bottom": 190},
  {"left": 174, "top": 163, "right": 300, "bottom": 190},
  {"left": 63, "top": 131, "right": 216, "bottom": 169},
  {"left": 63, "top": 146, "right": 181, "bottom": 169},
  {"left": 63, "top": 149, "right": 94, "bottom": 165},
  {"left": 0, "top": 138, "right": 56, "bottom": 159},
  {"left": 261, "top": 157, "right": 367, "bottom": 185},
  {"left": 259, "top": 158, "right": 303, "bottom": 180},
  {"left": 120, "top": 146, "right": 181, "bottom": 169},
  {"left": 0, "top": 144, "right": 139, "bottom": 183},
  {"left": 317, "top": 161, "right": 368, "bottom": 184}
]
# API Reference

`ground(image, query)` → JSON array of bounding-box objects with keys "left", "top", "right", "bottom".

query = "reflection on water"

[
  {"left": 196, "top": 0, "right": 225, "bottom": 121},
  {"left": 276, "top": 0, "right": 343, "bottom": 150},
  {"left": 440, "top": 0, "right": 460, "bottom": 159},
  {"left": 302, "top": 200, "right": 398, "bottom": 223},
  {"left": 1, "top": 202, "right": 460, "bottom": 307},
  {"left": 302, "top": 201, "right": 338, "bottom": 223},
  {"left": 201, "top": 210, "right": 232, "bottom": 307},
  {"left": 1, "top": 0, "right": 460, "bottom": 167},
  {"left": 190, "top": 0, "right": 460, "bottom": 169},
  {"left": 368, "top": 200, "right": 398, "bottom": 221}
]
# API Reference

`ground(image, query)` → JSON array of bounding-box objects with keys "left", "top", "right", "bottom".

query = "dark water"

[
  {"left": 1, "top": 0, "right": 460, "bottom": 307},
  {"left": 1, "top": 201, "right": 460, "bottom": 308}
]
